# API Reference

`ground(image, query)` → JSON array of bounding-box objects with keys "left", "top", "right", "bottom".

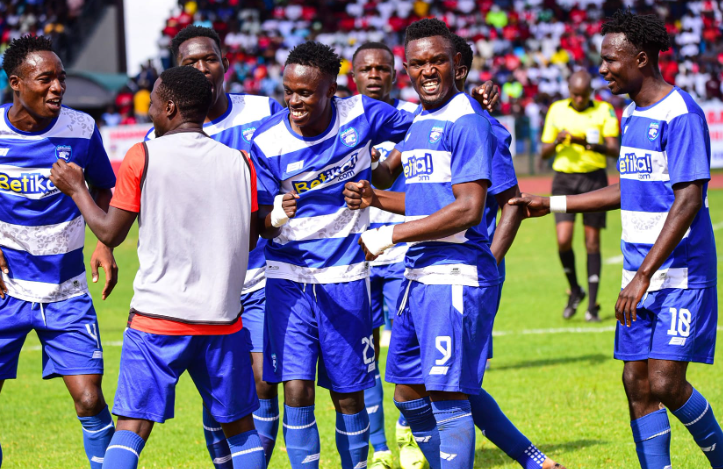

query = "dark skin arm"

[
  {"left": 88, "top": 186, "right": 119, "bottom": 300},
  {"left": 257, "top": 192, "right": 299, "bottom": 239},
  {"left": 508, "top": 183, "right": 622, "bottom": 218},
  {"left": 344, "top": 180, "right": 405, "bottom": 215},
  {"left": 490, "top": 184, "right": 524, "bottom": 264}
]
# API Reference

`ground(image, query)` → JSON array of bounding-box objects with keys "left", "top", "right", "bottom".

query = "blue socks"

[
  {"left": 366, "top": 368, "right": 389, "bottom": 452},
  {"left": 398, "top": 414, "right": 409, "bottom": 427},
  {"left": 431, "top": 400, "right": 475, "bottom": 469},
  {"left": 672, "top": 388, "right": 723, "bottom": 469},
  {"left": 336, "top": 411, "right": 370, "bottom": 469},
  {"left": 630, "top": 408, "right": 672, "bottom": 469},
  {"left": 78, "top": 406, "right": 115, "bottom": 469},
  {"left": 227, "top": 430, "right": 266, "bottom": 469},
  {"left": 254, "top": 397, "right": 280, "bottom": 465},
  {"left": 395, "top": 397, "right": 441, "bottom": 469},
  {"left": 102, "top": 430, "right": 145, "bottom": 469},
  {"left": 283, "top": 405, "right": 320, "bottom": 468},
  {"left": 469, "top": 389, "right": 545, "bottom": 468},
  {"left": 203, "top": 407, "right": 233, "bottom": 469}
]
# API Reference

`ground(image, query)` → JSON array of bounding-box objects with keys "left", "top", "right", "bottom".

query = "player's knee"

[
  {"left": 284, "top": 381, "right": 314, "bottom": 407},
  {"left": 584, "top": 238, "right": 600, "bottom": 253},
  {"left": 622, "top": 367, "right": 650, "bottom": 401},
  {"left": 73, "top": 388, "right": 105, "bottom": 416},
  {"left": 649, "top": 375, "right": 687, "bottom": 405},
  {"left": 557, "top": 239, "right": 573, "bottom": 251},
  {"left": 256, "top": 380, "right": 278, "bottom": 400},
  {"left": 330, "top": 390, "right": 365, "bottom": 414}
]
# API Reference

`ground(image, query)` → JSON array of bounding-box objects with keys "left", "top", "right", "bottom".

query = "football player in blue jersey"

[
  {"left": 0, "top": 36, "right": 117, "bottom": 468},
  {"left": 144, "top": 26, "right": 284, "bottom": 469},
  {"left": 511, "top": 11, "right": 722, "bottom": 469}
]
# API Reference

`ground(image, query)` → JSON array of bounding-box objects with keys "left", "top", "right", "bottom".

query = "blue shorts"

[
  {"left": 263, "top": 278, "right": 375, "bottom": 393},
  {"left": 0, "top": 294, "right": 103, "bottom": 380},
  {"left": 614, "top": 287, "right": 717, "bottom": 364},
  {"left": 242, "top": 288, "right": 266, "bottom": 353},
  {"left": 386, "top": 280, "right": 499, "bottom": 395},
  {"left": 370, "top": 262, "right": 405, "bottom": 329},
  {"left": 113, "top": 327, "right": 258, "bottom": 423},
  {"left": 482, "top": 280, "right": 505, "bottom": 360}
]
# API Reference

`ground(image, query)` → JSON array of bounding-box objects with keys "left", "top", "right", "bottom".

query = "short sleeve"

[
  {"left": 269, "top": 98, "right": 284, "bottom": 115},
  {"left": 666, "top": 113, "right": 711, "bottom": 186},
  {"left": 448, "top": 113, "right": 495, "bottom": 186},
  {"left": 109, "top": 143, "right": 146, "bottom": 213},
  {"left": 250, "top": 141, "right": 280, "bottom": 206},
  {"left": 241, "top": 151, "right": 258, "bottom": 212},
  {"left": 363, "top": 96, "right": 414, "bottom": 145},
  {"left": 83, "top": 126, "right": 117, "bottom": 189},
  {"left": 601, "top": 103, "right": 620, "bottom": 137},
  {"left": 540, "top": 104, "right": 559, "bottom": 144}
]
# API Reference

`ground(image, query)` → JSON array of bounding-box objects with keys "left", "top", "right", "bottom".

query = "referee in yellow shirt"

[{"left": 541, "top": 70, "right": 620, "bottom": 322}]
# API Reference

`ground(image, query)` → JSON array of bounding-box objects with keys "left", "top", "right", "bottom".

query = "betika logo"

[
  {"left": 292, "top": 152, "right": 359, "bottom": 193},
  {"left": 55, "top": 145, "right": 71, "bottom": 161},
  {"left": 0, "top": 170, "right": 58, "bottom": 197},
  {"left": 340, "top": 127, "right": 358, "bottom": 147},
  {"left": 242, "top": 127, "right": 256, "bottom": 143},
  {"left": 619, "top": 152, "right": 653, "bottom": 179},
  {"left": 403, "top": 153, "right": 434, "bottom": 180}
]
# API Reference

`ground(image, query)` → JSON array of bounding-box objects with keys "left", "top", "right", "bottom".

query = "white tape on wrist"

[
  {"left": 271, "top": 194, "right": 290, "bottom": 228},
  {"left": 361, "top": 225, "right": 395, "bottom": 256},
  {"left": 549, "top": 196, "right": 567, "bottom": 213},
  {"left": 371, "top": 160, "right": 380, "bottom": 170}
]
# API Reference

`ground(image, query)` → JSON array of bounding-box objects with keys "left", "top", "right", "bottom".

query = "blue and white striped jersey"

[
  {"left": 253, "top": 94, "right": 414, "bottom": 284},
  {"left": 0, "top": 105, "right": 116, "bottom": 302},
  {"left": 396, "top": 93, "right": 499, "bottom": 287},
  {"left": 618, "top": 87, "right": 716, "bottom": 291},
  {"left": 146, "top": 93, "right": 283, "bottom": 294},
  {"left": 370, "top": 98, "right": 419, "bottom": 266}
]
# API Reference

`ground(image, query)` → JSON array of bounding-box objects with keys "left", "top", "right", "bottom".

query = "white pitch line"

[
  {"left": 713, "top": 221, "right": 723, "bottom": 231},
  {"left": 605, "top": 254, "right": 625, "bottom": 265}
]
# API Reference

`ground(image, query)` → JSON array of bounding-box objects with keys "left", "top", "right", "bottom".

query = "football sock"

[
  {"left": 630, "top": 408, "right": 672, "bottom": 469},
  {"left": 672, "top": 388, "right": 723, "bottom": 468},
  {"left": 254, "top": 397, "right": 280, "bottom": 466},
  {"left": 587, "top": 252, "right": 601, "bottom": 308},
  {"left": 395, "top": 397, "right": 441, "bottom": 469},
  {"left": 335, "top": 410, "right": 370, "bottom": 469},
  {"left": 366, "top": 366, "right": 389, "bottom": 452},
  {"left": 203, "top": 407, "right": 233, "bottom": 469},
  {"left": 227, "top": 430, "right": 266, "bottom": 469},
  {"left": 559, "top": 249, "right": 579, "bottom": 290},
  {"left": 432, "top": 399, "right": 475, "bottom": 469},
  {"left": 283, "top": 405, "right": 320, "bottom": 468},
  {"left": 78, "top": 405, "right": 115, "bottom": 469},
  {"left": 102, "top": 430, "right": 145, "bottom": 469},
  {"left": 398, "top": 413, "right": 409, "bottom": 427},
  {"left": 469, "top": 390, "right": 545, "bottom": 468}
]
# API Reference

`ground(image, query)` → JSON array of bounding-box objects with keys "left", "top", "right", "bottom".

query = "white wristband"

[
  {"left": 549, "top": 195, "right": 567, "bottom": 213},
  {"left": 361, "top": 225, "right": 396, "bottom": 256},
  {"left": 371, "top": 160, "right": 380, "bottom": 170},
  {"left": 271, "top": 194, "right": 290, "bottom": 228}
]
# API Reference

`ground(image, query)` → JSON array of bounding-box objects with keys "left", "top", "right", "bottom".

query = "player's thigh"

[
  {"left": 188, "top": 328, "right": 260, "bottom": 424},
  {"left": 614, "top": 303, "right": 656, "bottom": 362},
  {"left": 112, "top": 328, "right": 190, "bottom": 423},
  {"left": 35, "top": 294, "right": 104, "bottom": 379},
  {"left": 263, "top": 278, "right": 320, "bottom": 383},
  {"left": 0, "top": 295, "right": 34, "bottom": 380},
  {"left": 385, "top": 280, "right": 423, "bottom": 386},
  {"left": 316, "top": 279, "right": 375, "bottom": 393},
  {"left": 241, "top": 287, "right": 266, "bottom": 354},
  {"left": 381, "top": 264, "right": 405, "bottom": 317}
]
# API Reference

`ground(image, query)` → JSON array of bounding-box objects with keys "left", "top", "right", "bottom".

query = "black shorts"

[{"left": 551, "top": 169, "right": 608, "bottom": 228}]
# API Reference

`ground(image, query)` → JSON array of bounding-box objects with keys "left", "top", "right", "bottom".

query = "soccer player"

[
  {"left": 144, "top": 25, "right": 283, "bottom": 468},
  {"left": 0, "top": 36, "right": 117, "bottom": 469},
  {"left": 251, "top": 41, "right": 415, "bottom": 469},
  {"left": 510, "top": 11, "right": 722, "bottom": 469},
  {"left": 353, "top": 19, "right": 499, "bottom": 469},
  {"left": 540, "top": 70, "right": 620, "bottom": 322},
  {"left": 50, "top": 66, "right": 266, "bottom": 469}
]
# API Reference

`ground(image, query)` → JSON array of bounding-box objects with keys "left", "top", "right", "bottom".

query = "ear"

[
  {"left": 392, "top": 67, "right": 397, "bottom": 84},
  {"left": 8, "top": 74, "right": 21, "bottom": 92},
  {"left": 166, "top": 99, "right": 177, "bottom": 119},
  {"left": 222, "top": 57, "right": 230, "bottom": 73},
  {"left": 453, "top": 51, "right": 462, "bottom": 67},
  {"left": 637, "top": 50, "right": 649, "bottom": 70},
  {"left": 456, "top": 65, "right": 469, "bottom": 83}
]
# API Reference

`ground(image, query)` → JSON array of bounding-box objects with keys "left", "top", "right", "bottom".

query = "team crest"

[
  {"left": 55, "top": 145, "right": 72, "bottom": 161},
  {"left": 242, "top": 127, "right": 256, "bottom": 143},
  {"left": 340, "top": 127, "right": 358, "bottom": 147},
  {"left": 647, "top": 122, "right": 660, "bottom": 141},
  {"left": 429, "top": 126, "right": 444, "bottom": 144}
]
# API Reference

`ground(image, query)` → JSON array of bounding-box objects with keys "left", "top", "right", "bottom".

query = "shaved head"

[
  {"left": 568, "top": 70, "right": 592, "bottom": 90},
  {"left": 568, "top": 70, "right": 593, "bottom": 112}
]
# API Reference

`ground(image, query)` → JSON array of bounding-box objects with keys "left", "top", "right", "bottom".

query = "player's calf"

[
  {"left": 670, "top": 388, "right": 723, "bottom": 469},
  {"left": 65, "top": 375, "right": 115, "bottom": 469},
  {"left": 429, "top": 392, "right": 475, "bottom": 469}
]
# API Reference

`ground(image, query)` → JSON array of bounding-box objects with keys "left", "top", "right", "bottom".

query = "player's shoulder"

[
  {"left": 547, "top": 98, "right": 570, "bottom": 115},
  {"left": 225, "top": 93, "right": 281, "bottom": 126},
  {"left": 56, "top": 106, "right": 97, "bottom": 139},
  {"left": 336, "top": 95, "right": 369, "bottom": 125},
  {"left": 395, "top": 99, "right": 421, "bottom": 114},
  {"left": 416, "top": 93, "right": 484, "bottom": 126},
  {"left": 248, "top": 110, "right": 289, "bottom": 155},
  {"left": 630, "top": 87, "right": 705, "bottom": 124}
]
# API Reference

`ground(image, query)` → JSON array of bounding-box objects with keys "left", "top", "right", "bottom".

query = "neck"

[
  {"left": 205, "top": 92, "right": 229, "bottom": 123},
  {"left": 421, "top": 88, "right": 458, "bottom": 112},
  {"left": 7, "top": 102, "right": 55, "bottom": 133},
  {"left": 630, "top": 71, "right": 673, "bottom": 108},
  {"left": 290, "top": 104, "right": 334, "bottom": 137},
  {"left": 381, "top": 94, "right": 394, "bottom": 106},
  {"left": 163, "top": 121, "right": 206, "bottom": 136}
]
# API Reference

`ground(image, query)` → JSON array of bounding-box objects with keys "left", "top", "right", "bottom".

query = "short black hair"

[
  {"left": 601, "top": 10, "right": 670, "bottom": 55},
  {"left": 171, "top": 25, "right": 222, "bottom": 58},
  {"left": 158, "top": 66, "right": 212, "bottom": 122},
  {"left": 452, "top": 34, "right": 473, "bottom": 73},
  {"left": 286, "top": 42, "right": 341, "bottom": 78},
  {"left": 352, "top": 42, "right": 394, "bottom": 65},
  {"left": 404, "top": 18, "right": 453, "bottom": 48},
  {"left": 2, "top": 35, "right": 55, "bottom": 77}
]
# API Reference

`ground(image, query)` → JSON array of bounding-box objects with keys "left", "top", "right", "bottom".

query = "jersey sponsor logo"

[
  {"left": 619, "top": 152, "right": 652, "bottom": 179},
  {"left": 428, "top": 125, "right": 444, "bottom": 143},
  {"left": 55, "top": 145, "right": 72, "bottom": 161},
  {"left": 403, "top": 153, "right": 434, "bottom": 180},
  {"left": 292, "top": 152, "right": 359, "bottom": 193},
  {"left": 0, "top": 170, "right": 59, "bottom": 197},
  {"left": 242, "top": 127, "right": 256, "bottom": 143},
  {"left": 648, "top": 121, "right": 660, "bottom": 141},
  {"left": 340, "top": 127, "right": 358, "bottom": 147}
]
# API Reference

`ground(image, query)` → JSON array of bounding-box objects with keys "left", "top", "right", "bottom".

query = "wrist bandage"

[
  {"left": 361, "top": 225, "right": 395, "bottom": 256},
  {"left": 271, "top": 194, "right": 291, "bottom": 228},
  {"left": 549, "top": 196, "right": 567, "bottom": 214}
]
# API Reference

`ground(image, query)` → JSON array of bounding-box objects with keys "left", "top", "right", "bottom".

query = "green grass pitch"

[{"left": 1, "top": 189, "right": 722, "bottom": 468}]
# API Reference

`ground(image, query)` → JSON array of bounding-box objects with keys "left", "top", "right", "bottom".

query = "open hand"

[
  {"left": 615, "top": 273, "right": 649, "bottom": 327},
  {"left": 344, "top": 180, "right": 375, "bottom": 211},
  {"left": 49, "top": 160, "right": 85, "bottom": 197},
  {"left": 90, "top": 242, "right": 118, "bottom": 300},
  {"left": 471, "top": 81, "right": 500, "bottom": 112},
  {"left": 507, "top": 193, "right": 551, "bottom": 218}
]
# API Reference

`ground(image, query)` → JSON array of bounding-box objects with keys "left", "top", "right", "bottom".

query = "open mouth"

[
  {"left": 421, "top": 79, "right": 440, "bottom": 94},
  {"left": 46, "top": 98, "right": 62, "bottom": 110},
  {"left": 290, "top": 109, "right": 308, "bottom": 120}
]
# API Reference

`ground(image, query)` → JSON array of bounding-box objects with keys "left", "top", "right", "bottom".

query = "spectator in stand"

[
  {"left": 101, "top": 105, "right": 122, "bottom": 128},
  {"left": 133, "top": 83, "right": 151, "bottom": 124}
]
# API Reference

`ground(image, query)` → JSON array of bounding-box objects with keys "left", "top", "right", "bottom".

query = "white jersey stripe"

[
  {"left": 622, "top": 267, "right": 688, "bottom": 291},
  {"left": 3, "top": 272, "right": 88, "bottom": 303},
  {"left": 275, "top": 207, "right": 369, "bottom": 245},
  {"left": 265, "top": 260, "right": 368, "bottom": 284},
  {"left": 621, "top": 210, "right": 690, "bottom": 245},
  {"left": 0, "top": 216, "right": 86, "bottom": 256}
]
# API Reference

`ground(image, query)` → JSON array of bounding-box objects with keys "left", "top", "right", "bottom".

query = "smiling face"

[
  {"left": 352, "top": 48, "right": 396, "bottom": 103},
  {"left": 283, "top": 63, "right": 336, "bottom": 135},
  {"left": 9, "top": 50, "right": 66, "bottom": 122},
  {"left": 599, "top": 32, "right": 644, "bottom": 96},
  {"left": 404, "top": 36, "right": 460, "bottom": 110},
  {"left": 177, "top": 36, "right": 228, "bottom": 107}
]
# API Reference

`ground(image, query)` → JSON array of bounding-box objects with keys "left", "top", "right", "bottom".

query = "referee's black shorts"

[{"left": 551, "top": 168, "right": 608, "bottom": 228}]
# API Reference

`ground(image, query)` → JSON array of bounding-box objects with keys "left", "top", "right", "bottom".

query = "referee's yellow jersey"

[{"left": 541, "top": 99, "right": 620, "bottom": 173}]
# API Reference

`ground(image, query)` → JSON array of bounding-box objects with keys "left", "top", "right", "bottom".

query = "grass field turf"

[{"left": 0, "top": 189, "right": 721, "bottom": 469}]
